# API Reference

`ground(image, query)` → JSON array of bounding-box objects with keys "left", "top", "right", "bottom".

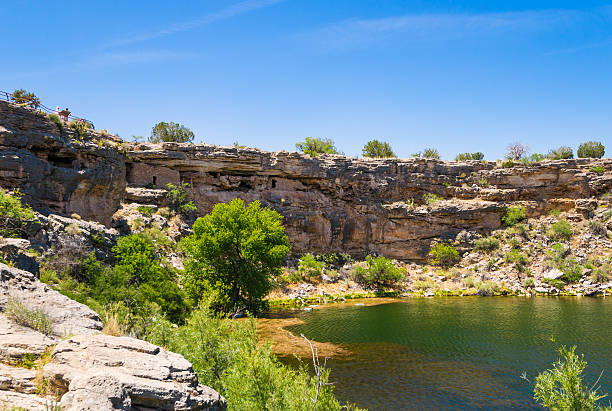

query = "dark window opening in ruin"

[
  {"left": 47, "top": 153, "right": 76, "bottom": 169},
  {"left": 152, "top": 176, "right": 157, "bottom": 186},
  {"left": 80, "top": 163, "right": 86, "bottom": 170},
  {"left": 271, "top": 179, "right": 277, "bottom": 188}
]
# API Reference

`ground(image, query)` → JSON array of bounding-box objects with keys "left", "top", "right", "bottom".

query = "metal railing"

[{"left": 1, "top": 90, "right": 93, "bottom": 127}]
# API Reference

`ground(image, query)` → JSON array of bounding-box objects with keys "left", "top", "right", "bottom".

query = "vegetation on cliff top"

[{"left": 295, "top": 136, "right": 340, "bottom": 156}]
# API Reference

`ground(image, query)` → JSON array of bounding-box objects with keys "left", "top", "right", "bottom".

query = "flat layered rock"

[
  {"left": 44, "top": 334, "right": 226, "bottom": 410},
  {"left": 0, "top": 314, "right": 56, "bottom": 361},
  {"left": 0, "top": 263, "right": 102, "bottom": 337}
]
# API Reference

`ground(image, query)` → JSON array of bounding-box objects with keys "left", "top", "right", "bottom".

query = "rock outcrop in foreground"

[
  {"left": 1, "top": 100, "right": 611, "bottom": 261},
  {"left": 0, "top": 263, "right": 226, "bottom": 410}
]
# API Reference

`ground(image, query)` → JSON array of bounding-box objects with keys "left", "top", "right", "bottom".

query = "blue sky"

[{"left": 2, "top": 1, "right": 611, "bottom": 159}]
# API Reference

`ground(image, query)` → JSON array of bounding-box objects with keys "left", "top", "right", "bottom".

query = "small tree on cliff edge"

[
  {"left": 149, "top": 121, "right": 195, "bottom": 143},
  {"left": 181, "top": 198, "right": 290, "bottom": 314},
  {"left": 295, "top": 137, "right": 339, "bottom": 157},
  {"left": 362, "top": 140, "right": 396, "bottom": 158}
]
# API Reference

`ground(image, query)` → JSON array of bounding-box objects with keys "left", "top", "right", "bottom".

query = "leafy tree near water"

[
  {"left": 295, "top": 137, "right": 339, "bottom": 156},
  {"left": 149, "top": 121, "right": 195, "bottom": 143},
  {"left": 181, "top": 198, "right": 290, "bottom": 313}
]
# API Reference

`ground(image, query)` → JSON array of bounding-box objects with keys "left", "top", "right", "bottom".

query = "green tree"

[
  {"left": 0, "top": 189, "right": 38, "bottom": 238},
  {"left": 12, "top": 89, "right": 40, "bottom": 109},
  {"left": 547, "top": 146, "right": 574, "bottom": 160},
  {"left": 295, "top": 137, "right": 339, "bottom": 157},
  {"left": 577, "top": 141, "right": 605, "bottom": 159},
  {"left": 455, "top": 152, "right": 485, "bottom": 161},
  {"left": 531, "top": 345, "right": 608, "bottom": 410},
  {"left": 362, "top": 140, "right": 396, "bottom": 158},
  {"left": 149, "top": 121, "right": 195, "bottom": 143},
  {"left": 352, "top": 256, "right": 405, "bottom": 291},
  {"left": 181, "top": 198, "right": 290, "bottom": 313},
  {"left": 502, "top": 206, "right": 527, "bottom": 227}
]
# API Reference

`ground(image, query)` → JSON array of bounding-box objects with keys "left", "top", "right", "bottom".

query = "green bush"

[
  {"left": 558, "top": 257, "right": 583, "bottom": 283},
  {"left": 296, "top": 254, "right": 326, "bottom": 282},
  {"left": 474, "top": 236, "right": 500, "bottom": 253},
  {"left": 429, "top": 242, "right": 460, "bottom": 268},
  {"left": 181, "top": 198, "right": 290, "bottom": 314},
  {"left": 12, "top": 89, "right": 40, "bottom": 108},
  {"left": 68, "top": 119, "right": 93, "bottom": 140},
  {"left": 295, "top": 137, "right": 339, "bottom": 157},
  {"left": 362, "top": 140, "right": 396, "bottom": 158},
  {"left": 521, "top": 153, "right": 545, "bottom": 164},
  {"left": 502, "top": 206, "right": 527, "bottom": 227},
  {"left": 137, "top": 205, "right": 155, "bottom": 217},
  {"left": 543, "top": 278, "right": 565, "bottom": 290},
  {"left": 165, "top": 183, "right": 197, "bottom": 214},
  {"left": 505, "top": 249, "right": 530, "bottom": 272},
  {"left": 532, "top": 345, "right": 608, "bottom": 410},
  {"left": 146, "top": 301, "right": 362, "bottom": 411},
  {"left": 455, "top": 152, "right": 484, "bottom": 161},
  {"left": 47, "top": 113, "right": 63, "bottom": 132},
  {"left": 546, "top": 146, "right": 574, "bottom": 160},
  {"left": 4, "top": 296, "right": 53, "bottom": 335},
  {"left": 589, "top": 166, "right": 605, "bottom": 174},
  {"left": 149, "top": 121, "right": 195, "bottom": 143},
  {"left": 476, "top": 280, "right": 499, "bottom": 296},
  {"left": 352, "top": 256, "right": 405, "bottom": 291},
  {"left": 523, "top": 278, "right": 535, "bottom": 288},
  {"left": 591, "top": 265, "right": 610, "bottom": 283},
  {"left": 422, "top": 148, "right": 440, "bottom": 159},
  {"left": 502, "top": 159, "right": 515, "bottom": 168},
  {"left": 548, "top": 220, "right": 573, "bottom": 241},
  {"left": 423, "top": 192, "right": 441, "bottom": 207},
  {"left": 577, "top": 141, "right": 605, "bottom": 158},
  {"left": 0, "top": 189, "right": 38, "bottom": 238}
]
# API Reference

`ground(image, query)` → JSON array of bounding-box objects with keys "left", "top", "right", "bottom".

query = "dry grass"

[
  {"left": 4, "top": 296, "right": 53, "bottom": 335},
  {"left": 101, "top": 311, "right": 125, "bottom": 337}
]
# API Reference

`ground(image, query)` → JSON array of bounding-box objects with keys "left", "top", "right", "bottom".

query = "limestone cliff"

[{"left": 1, "top": 100, "right": 611, "bottom": 261}]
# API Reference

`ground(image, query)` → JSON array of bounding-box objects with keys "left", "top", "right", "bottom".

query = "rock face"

[
  {"left": 0, "top": 101, "right": 126, "bottom": 225},
  {"left": 44, "top": 334, "right": 225, "bottom": 411},
  {"left": 2, "top": 100, "right": 612, "bottom": 261}
]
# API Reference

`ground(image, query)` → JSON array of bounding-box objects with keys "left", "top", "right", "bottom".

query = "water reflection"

[{"left": 272, "top": 297, "right": 612, "bottom": 410}]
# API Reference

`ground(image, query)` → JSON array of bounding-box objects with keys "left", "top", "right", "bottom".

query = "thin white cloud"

[
  {"left": 302, "top": 9, "right": 591, "bottom": 50},
  {"left": 79, "top": 50, "right": 199, "bottom": 67},
  {"left": 104, "top": 0, "right": 286, "bottom": 48}
]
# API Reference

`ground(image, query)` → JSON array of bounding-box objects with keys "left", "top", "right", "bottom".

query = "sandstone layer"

[{"left": 1, "top": 100, "right": 611, "bottom": 261}]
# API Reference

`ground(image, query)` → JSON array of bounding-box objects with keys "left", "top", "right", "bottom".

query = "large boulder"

[
  {"left": 0, "top": 262, "right": 103, "bottom": 337},
  {"left": 44, "top": 334, "right": 226, "bottom": 410}
]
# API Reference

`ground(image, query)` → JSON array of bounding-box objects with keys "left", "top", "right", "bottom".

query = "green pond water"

[{"left": 276, "top": 297, "right": 612, "bottom": 410}]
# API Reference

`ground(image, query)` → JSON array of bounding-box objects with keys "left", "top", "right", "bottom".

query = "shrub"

[
  {"left": 295, "top": 137, "right": 339, "bottom": 157},
  {"left": 546, "top": 146, "right": 574, "bottom": 160},
  {"left": 12, "top": 89, "right": 40, "bottom": 108},
  {"left": 68, "top": 119, "right": 93, "bottom": 140},
  {"left": 589, "top": 166, "right": 605, "bottom": 174},
  {"left": 523, "top": 278, "right": 535, "bottom": 288},
  {"left": 502, "top": 159, "right": 515, "bottom": 168},
  {"left": 505, "top": 249, "right": 530, "bottom": 272},
  {"left": 558, "top": 257, "right": 582, "bottom": 283},
  {"left": 47, "top": 113, "right": 63, "bottom": 132},
  {"left": 296, "top": 254, "right": 326, "bottom": 282},
  {"left": 474, "top": 236, "right": 500, "bottom": 253},
  {"left": 502, "top": 206, "right": 527, "bottom": 227},
  {"left": 429, "top": 242, "right": 460, "bottom": 268},
  {"left": 0, "top": 189, "right": 38, "bottom": 238},
  {"left": 146, "top": 302, "right": 361, "bottom": 411},
  {"left": 149, "top": 121, "right": 195, "bottom": 143},
  {"left": 506, "top": 142, "right": 529, "bottom": 160},
  {"left": 521, "top": 153, "right": 545, "bottom": 164},
  {"left": 362, "top": 140, "right": 396, "bottom": 158},
  {"left": 137, "top": 205, "right": 155, "bottom": 217},
  {"left": 548, "top": 220, "right": 573, "bottom": 241},
  {"left": 423, "top": 192, "right": 441, "bottom": 207},
  {"left": 165, "top": 182, "right": 197, "bottom": 214},
  {"left": 589, "top": 220, "right": 607, "bottom": 237},
  {"left": 181, "top": 199, "right": 290, "bottom": 313},
  {"left": 463, "top": 276, "right": 475, "bottom": 288},
  {"left": 352, "top": 256, "right": 405, "bottom": 291},
  {"left": 543, "top": 278, "right": 565, "bottom": 290},
  {"left": 532, "top": 345, "right": 608, "bottom": 410},
  {"left": 591, "top": 265, "right": 610, "bottom": 283},
  {"left": 455, "top": 152, "right": 485, "bottom": 161},
  {"left": 476, "top": 280, "right": 499, "bottom": 296},
  {"left": 577, "top": 141, "right": 605, "bottom": 158},
  {"left": 4, "top": 296, "right": 53, "bottom": 335},
  {"left": 422, "top": 148, "right": 440, "bottom": 159}
]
